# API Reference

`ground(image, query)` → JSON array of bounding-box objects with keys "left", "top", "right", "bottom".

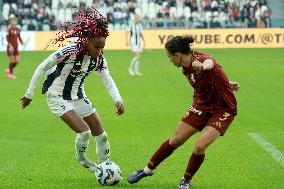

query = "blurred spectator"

[
  {"left": 27, "top": 19, "right": 36, "bottom": 30},
  {"left": 0, "top": 0, "right": 274, "bottom": 30},
  {"left": 156, "top": 9, "right": 164, "bottom": 27}
]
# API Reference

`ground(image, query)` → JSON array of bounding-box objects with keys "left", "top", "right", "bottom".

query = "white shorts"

[
  {"left": 130, "top": 40, "right": 142, "bottom": 52},
  {"left": 47, "top": 95, "right": 96, "bottom": 117}
]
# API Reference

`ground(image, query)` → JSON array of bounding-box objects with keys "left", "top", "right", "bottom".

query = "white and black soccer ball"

[{"left": 95, "top": 160, "right": 122, "bottom": 186}]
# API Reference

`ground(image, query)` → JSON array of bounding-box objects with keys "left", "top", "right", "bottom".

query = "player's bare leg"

[
  {"left": 84, "top": 112, "right": 110, "bottom": 163},
  {"left": 128, "top": 121, "right": 198, "bottom": 184},
  {"left": 178, "top": 126, "right": 220, "bottom": 189},
  {"left": 12, "top": 55, "right": 20, "bottom": 74},
  {"left": 61, "top": 110, "right": 97, "bottom": 173}
]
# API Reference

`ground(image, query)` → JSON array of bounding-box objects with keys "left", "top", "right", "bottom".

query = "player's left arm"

[
  {"left": 141, "top": 33, "right": 145, "bottom": 48},
  {"left": 97, "top": 58, "right": 124, "bottom": 116},
  {"left": 140, "top": 24, "right": 145, "bottom": 48}
]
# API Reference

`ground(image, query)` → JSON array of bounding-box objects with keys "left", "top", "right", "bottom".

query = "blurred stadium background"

[
  {"left": 0, "top": 1, "right": 284, "bottom": 189},
  {"left": 1, "top": 0, "right": 284, "bottom": 31}
]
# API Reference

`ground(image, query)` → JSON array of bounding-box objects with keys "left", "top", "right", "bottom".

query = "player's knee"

[
  {"left": 169, "top": 137, "right": 184, "bottom": 148},
  {"left": 194, "top": 141, "right": 207, "bottom": 155}
]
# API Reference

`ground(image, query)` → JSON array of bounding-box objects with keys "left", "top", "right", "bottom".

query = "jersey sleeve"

[
  {"left": 96, "top": 57, "right": 122, "bottom": 102},
  {"left": 24, "top": 45, "right": 76, "bottom": 99}
]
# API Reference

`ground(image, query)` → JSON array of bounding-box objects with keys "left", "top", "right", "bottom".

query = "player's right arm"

[
  {"left": 20, "top": 53, "right": 59, "bottom": 108},
  {"left": 6, "top": 30, "right": 14, "bottom": 51},
  {"left": 125, "top": 25, "right": 131, "bottom": 46},
  {"left": 20, "top": 45, "right": 75, "bottom": 108},
  {"left": 125, "top": 31, "right": 130, "bottom": 46},
  {"left": 140, "top": 24, "right": 145, "bottom": 48},
  {"left": 6, "top": 29, "right": 10, "bottom": 44}
]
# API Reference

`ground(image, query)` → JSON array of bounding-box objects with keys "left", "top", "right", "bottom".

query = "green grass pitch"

[{"left": 0, "top": 48, "right": 283, "bottom": 189}]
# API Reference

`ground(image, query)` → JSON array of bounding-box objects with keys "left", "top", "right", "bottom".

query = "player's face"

[
  {"left": 166, "top": 49, "right": 182, "bottom": 68},
  {"left": 87, "top": 37, "right": 106, "bottom": 57},
  {"left": 10, "top": 19, "right": 17, "bottom": 27},
  {"left": 134, "top": 15, "right": 140, "bottom": 24}
]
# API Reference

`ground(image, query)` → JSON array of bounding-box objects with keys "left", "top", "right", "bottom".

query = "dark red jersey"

[
  {"left": 182, "top": 50, "right": 237, "bottom": 113},
  {"left": 7, "top": 27, "right": 22, "bottom": 48}
]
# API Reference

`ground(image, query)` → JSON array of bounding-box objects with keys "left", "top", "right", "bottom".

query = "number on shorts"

[{"left": 219, "top": 112, "right": 230, "bottom": 121}]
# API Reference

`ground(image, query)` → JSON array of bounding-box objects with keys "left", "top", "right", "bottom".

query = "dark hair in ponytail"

[{"left": 165, "top": 35, "right": 194, "bottom": 55}]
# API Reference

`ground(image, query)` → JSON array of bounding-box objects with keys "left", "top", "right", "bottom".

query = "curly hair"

[{"left": 45, "top": 6, "right": 109, "bottom": 55}]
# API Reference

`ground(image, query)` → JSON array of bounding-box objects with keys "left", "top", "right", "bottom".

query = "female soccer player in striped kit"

[
  {"left": 127, "top": 36, "right": 240, "bottom": 189},
  {"left": 20, "top": 7, "right": 124, "bottom": 174},
  {"left": 126, "top": 14, "right": 145, "bottom": 76}
]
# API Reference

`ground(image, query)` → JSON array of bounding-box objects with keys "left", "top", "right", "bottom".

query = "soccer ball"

[{"left": 95, "top": 160, "right": 122, "bottom": 185}]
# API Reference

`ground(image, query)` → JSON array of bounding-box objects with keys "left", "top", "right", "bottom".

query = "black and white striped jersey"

[
  {"left": 25, "top": 44, "right": 122, "bottom": 102},
  {"left": 127, "top": 23, "right": 143, "bottom": 46}
]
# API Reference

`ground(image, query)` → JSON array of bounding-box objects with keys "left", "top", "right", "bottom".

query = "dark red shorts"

[
  {"left": 7, "top": 46, "right": 19, "bottom": 56},
  {"left": 182, "top": 106, "right": 237, "bottom": 136}
]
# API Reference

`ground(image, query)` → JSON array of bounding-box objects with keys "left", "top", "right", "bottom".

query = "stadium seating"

[{"left": 0, "top": 0, "right": 273, "bottom": 30}]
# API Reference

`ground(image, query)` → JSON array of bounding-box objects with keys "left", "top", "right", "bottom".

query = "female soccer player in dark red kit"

[
  {"left": 20, "top": 7, "right": 124, "bottom": 174},
  {"left": 6, "top": 17, "right": 23, "bottom": 79},
  {"left": 128, "top": 35, "right": 240, "bottom": 189}
]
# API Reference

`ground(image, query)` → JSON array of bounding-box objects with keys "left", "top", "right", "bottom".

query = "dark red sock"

[
  {"left": 9, "top": 63, "right": 14, "bottom": 74},
  {"left": 12, "top": 62, "right": 18, "bottom": 69},
  {"left": 184, "top": 152, "right": 205, "bottom": 180},
  {"left": 147, "top": 139, "right": 176, "bottom": 170}
]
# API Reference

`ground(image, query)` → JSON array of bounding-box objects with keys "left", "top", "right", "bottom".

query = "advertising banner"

[
  {"left": 35, "top": 31, "right": 70, "bottom": 51},
  {"left": 1, "top": 28, "right": 283, "bottom": 51},
  {"left": 142, "top": 28, "right": 284, "bottom": 49},
  {"left": 34, "top": 28, "right": 284, "bottom": 51},
  {"left": 0, "top": 31, "right": 35, "bottom": 51}
]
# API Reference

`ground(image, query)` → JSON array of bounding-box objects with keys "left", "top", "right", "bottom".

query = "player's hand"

[
  {"left": 20, "top": 96, "right": 32, "bottom": 109},
  {"left": 8, "top": 45, "right": 14, "bottom": 53},
  {"left": 192, "top": 61, "right": 204, "bottom": 73},
  {"left": 115, "top": 101, "right": 124, "bottom": 116},
  {"left": 229, "top": 81, "right": 240, "bottom": 91}
]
